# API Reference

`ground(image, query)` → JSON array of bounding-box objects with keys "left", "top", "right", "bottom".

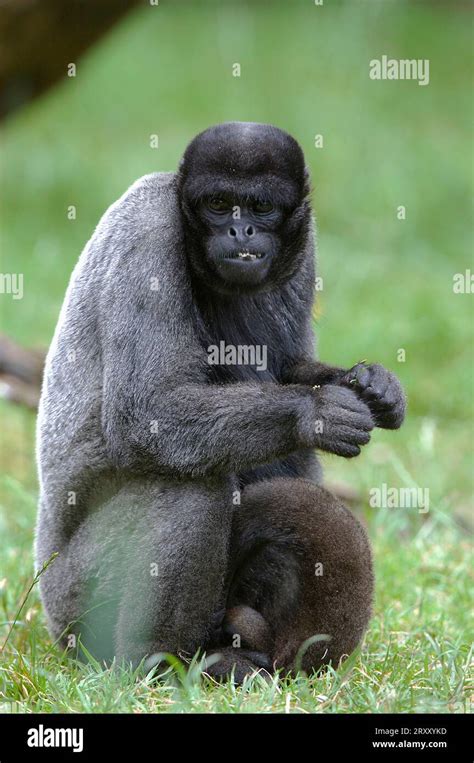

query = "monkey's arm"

[
  {"left": 284, "top": 359, "right": 406, "bottom": 430},
  {"left": 283, "top": 359, "right": 346, "bottom": 387},
  {"left": 102, "top": 373, "right": 375, "bottom": 478},
  {"left": 99, "top": 281, "right": 375, "bottom": 477},
  {"left": 99, "top": 293, "right": 375, "bottom": 476}
]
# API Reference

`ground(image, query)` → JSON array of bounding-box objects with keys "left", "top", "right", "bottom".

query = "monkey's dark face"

[
  {"left": 197, "top": 195, "right": 281, "bottom": 288},
  {"left": 177, "top": 122, "right": 311, "bottom": 295}
]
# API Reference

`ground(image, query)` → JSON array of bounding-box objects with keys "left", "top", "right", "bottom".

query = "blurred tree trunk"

[
  {"left": 0, "top": 0, "right": 140, "bottom": 120},
  {"left": 0, "top": 335, "right": 45, "bottom": 409}
]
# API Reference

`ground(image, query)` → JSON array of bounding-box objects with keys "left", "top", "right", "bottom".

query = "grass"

[{"left": 0, "top": 0, "right": 472, "bottom": 713}]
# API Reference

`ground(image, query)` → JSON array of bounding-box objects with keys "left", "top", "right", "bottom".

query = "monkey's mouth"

[
  {"left": 223, "top": 251, "right": 266, "bottom": 262},
  {"left": 211, "top": 248, "right": 272, "bottom": 290}
]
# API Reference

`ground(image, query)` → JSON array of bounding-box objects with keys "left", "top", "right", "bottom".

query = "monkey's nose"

[{"left": 228, "top": 225, "right": 255, "bottom": 239}]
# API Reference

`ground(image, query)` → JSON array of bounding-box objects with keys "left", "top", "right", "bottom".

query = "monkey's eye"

[
  {"left": 207, "top": 197, "right": 230, "bottom": 213},
  {"left": 253, "top": 200, "right": 274, "bottom": 214}
]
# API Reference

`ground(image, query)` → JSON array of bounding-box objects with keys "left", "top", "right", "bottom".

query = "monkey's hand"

[
  {"left": 307, "top": 385, "right": 375, "bottom": 458},
  {"left": 339, "top": 363, "right": 406, "bottom": 430}
]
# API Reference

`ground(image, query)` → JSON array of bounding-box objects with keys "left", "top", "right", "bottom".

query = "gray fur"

[{"left": 35, "top": 124, "right": 405, "bottom": 679}]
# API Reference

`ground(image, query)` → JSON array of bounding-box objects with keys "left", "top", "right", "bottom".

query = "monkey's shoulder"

[{"left": 94, "top": 171, "right": 180, "bottom": 240}]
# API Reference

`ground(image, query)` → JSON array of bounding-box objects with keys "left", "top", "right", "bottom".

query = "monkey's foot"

[{"left": 203, "top": 647, "right": 273, "bottom": 684}]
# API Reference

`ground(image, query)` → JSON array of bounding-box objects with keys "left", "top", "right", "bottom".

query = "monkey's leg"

[
  {"left": 113, "top": 478, "right": 235, "bottom": 667},
  {"left": 39, "top": 477, "right": 234, "bottom": 667},
  {"left": 219, "top": 477, "right": 374, "bottom": 676}
]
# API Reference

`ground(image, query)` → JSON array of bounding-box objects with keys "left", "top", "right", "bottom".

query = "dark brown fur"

[{"left": 206, "top": 478, "right": 373, "bottom": 679}]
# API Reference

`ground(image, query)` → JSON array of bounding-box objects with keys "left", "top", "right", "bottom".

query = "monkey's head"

[{"left": 177, "top": 122, "right": 312, "bottom": 295}]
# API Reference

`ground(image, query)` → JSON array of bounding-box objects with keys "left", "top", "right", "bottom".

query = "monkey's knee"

[{"left": 221, "top": 605, "right": 273, "bottom": 654}]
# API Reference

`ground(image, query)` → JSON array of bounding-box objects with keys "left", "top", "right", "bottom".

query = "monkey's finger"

[
  {"left": 316, "top": 440, "right": 360, "bottom": 458},
  {"left": 321, "top": 385, "right": 374, "bottom": 417},
  {"left": 318, "top": 431, "right": 369, "bottom": 458},
  {"left": 353, "top": 364, "right": 388, "bottom": 399},
  {"left": 334, "top": 425, "right": 372, "bottom": 446},
  {"left": 365, "top": 375, "right": 406, "bottom": 428},
  {"left": 331, "top": 442, "right": 362, "bottom": 458},
  {"left": 329, "top": 409, "right": 375, "bottom": 432},
  {"left": 341, "top": 444, "right": 362, "bottom": 458},
  {"left": 373, "top": 397, "right": 406, "bottom": 430},
  {"left": 340, "top": 363, "right": 370, "bottom": 389}
]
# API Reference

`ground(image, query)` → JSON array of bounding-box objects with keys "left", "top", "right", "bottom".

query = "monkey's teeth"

[{"left": 237, "top": 252, "right": 263, "bottom": 261}]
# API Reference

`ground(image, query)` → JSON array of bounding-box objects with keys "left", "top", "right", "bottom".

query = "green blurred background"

[{"left": 0, "top": 0, "right": 472, "bottom": 713}]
